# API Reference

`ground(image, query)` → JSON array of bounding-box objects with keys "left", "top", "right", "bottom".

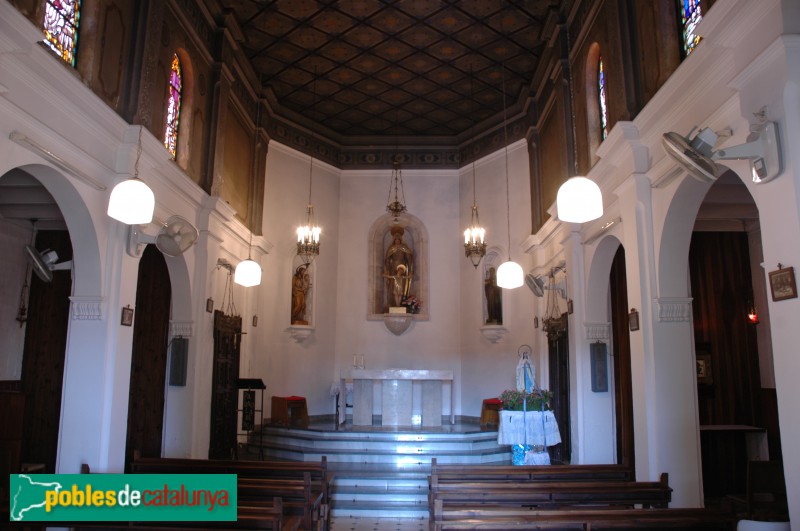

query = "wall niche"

[{"left": 367, "top": 213, "right": 429, "bottom": 321}]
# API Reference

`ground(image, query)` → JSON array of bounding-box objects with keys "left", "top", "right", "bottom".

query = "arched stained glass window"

[
  {"left": 164, "top": 54, "right": 182, "bottom": 159},
  {"left": 598, "top": 56, "right": 608, "bottom": 141},
  {"left": 42, "top": 0, "right": 81, "bottom": 67},
  {"left": 679, "top": 0, "right": 703, "bottom": 56}
]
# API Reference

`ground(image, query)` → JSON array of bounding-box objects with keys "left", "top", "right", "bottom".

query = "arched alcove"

[{"left": 367, "top": 212, "right": 429, "bottom": 320}]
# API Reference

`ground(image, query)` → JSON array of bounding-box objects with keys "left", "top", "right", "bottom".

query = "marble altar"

[{"left": 341, "top": 369, "right": 454, "bottom": 426}]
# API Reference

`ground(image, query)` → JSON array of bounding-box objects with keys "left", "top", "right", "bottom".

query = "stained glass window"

[
  {"left": 680, "top": 0, "right": 703, "bottom": 56},
  {"left": 164, "top": 54, "right": 182, "bottom": 159},
  {"left": 598, "top": 57, "right": 608, "bottom": 141},
  {"left": 42, "top": 0, "right": 81, "bottom": 67}
]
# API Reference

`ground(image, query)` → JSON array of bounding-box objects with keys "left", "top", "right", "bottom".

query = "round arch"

[{"left": 1, "top": 163, "right": 103, "bottom": 300}]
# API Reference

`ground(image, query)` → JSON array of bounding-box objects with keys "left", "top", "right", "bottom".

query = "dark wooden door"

[
  {"left": 548, "top": 321, "right": 571, "bottom": 464},
  {"left": 209, "top": 310, "right": 241, "bottom": 459},
  {"left": 610, "top": 246, "right": 635, "bottom": 467},
  {"left": 20, "top": 230, "right": 72, "bottom": 473},
  {"left": 125, "top": 244, "right": 171, "bottom": 467}
]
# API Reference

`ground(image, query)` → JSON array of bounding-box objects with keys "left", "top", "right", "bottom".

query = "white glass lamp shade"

[
  {"left": 107, "top": 178, "right": 155, "bottom": 224},
  {"left": 556, "top": 176, "right": 603, "bottom": 223},
  {"left": 234, "top": 258, "right": 262, "bottom": 287},
  {"left": 496, "top": 260, "right": 524, "bottom": 289}
]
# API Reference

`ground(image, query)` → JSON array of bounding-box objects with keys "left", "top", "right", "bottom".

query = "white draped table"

[
  {"left": 341, "top": 369, "right": 454, "bottom": 426},
  {"left": 497, "top": 410, "right": 562, "bottom": 447}
]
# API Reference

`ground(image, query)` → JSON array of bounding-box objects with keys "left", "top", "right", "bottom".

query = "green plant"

[{"left": 499, "top": 388, "right": 553, "bottom": 411}]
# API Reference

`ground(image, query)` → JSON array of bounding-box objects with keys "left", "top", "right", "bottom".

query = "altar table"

[{"left": 341, "top": 369, "right": 454, "bottom": 426}]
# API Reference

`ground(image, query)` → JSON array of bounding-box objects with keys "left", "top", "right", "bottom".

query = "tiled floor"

[{"left": 331, "top": 516, "right": 428, "bottom": 531}]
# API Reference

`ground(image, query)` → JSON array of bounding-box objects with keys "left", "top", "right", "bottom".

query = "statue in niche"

[
  {"left": 291, "top": 264, "right": 311, "bottom": 325},
  {"left": 384, "top": 225, "right": 413, "bottom": 308},
  {"left": 485, "top": 266, "right": 502, "bottom": 324}
]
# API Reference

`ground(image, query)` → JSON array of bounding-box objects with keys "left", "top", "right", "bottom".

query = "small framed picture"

[
  {"left": 206, "top": 298, "right": 214, "bottom": 313},
  {"left": 768, "top": 266, "right": 797, "bottom": 302},
  {"left": 696, "top": 353, "right": 713, "bottom": 385},
  {"left": 120, "top": 306, "right": 134, "bottom": 327},
  {"left": 533, "top": 316, "right": 539, "bottom": 329},
  {"left": 567, "top": 299, "right": 574, "bottom": 314},
  {"left": 628, "top": 308, "right": 639, "bottom": 332}
]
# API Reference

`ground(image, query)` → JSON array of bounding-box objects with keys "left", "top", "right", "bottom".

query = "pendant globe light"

[
  {"left": 557, "top": 176, "right": 603, "bottom": 223},
  {"left": 496, "top": 61, "right": 523, "bottom": 289},
  {"left": 235, "top": 104, "right": 263, "bottom": 287},
  {"left": 107, "top": 126, "right": 155, "bottom": 225}
]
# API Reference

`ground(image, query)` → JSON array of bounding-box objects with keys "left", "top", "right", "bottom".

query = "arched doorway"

[
  {"left": 0, "top": 169, "right": 72, "bottom": 475},
  {"left": 125, "top": 244, "right": 172, "bottom": 466}
]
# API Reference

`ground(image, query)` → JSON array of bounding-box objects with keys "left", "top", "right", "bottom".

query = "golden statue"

[{"left": 384, "top": 224, "right": 413, "bottom": 308}]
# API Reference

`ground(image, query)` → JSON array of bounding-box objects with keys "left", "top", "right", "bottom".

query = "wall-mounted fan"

[
  {"left": 25, "top": 245, "right": 72, "bottom": 282},
  {"left": 128, "top": 215, "right": 198, "bottom": 257},
  {"left": 662, "top": 121, "right": 782, "bottom": 184},
  {"left": 525, "top": 273, "right": 545, "bottom": 297}
]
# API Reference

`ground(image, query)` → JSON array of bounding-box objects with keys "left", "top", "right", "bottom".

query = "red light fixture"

[{"left": 747, "top": 304, "right": 759, "bottom": 325}]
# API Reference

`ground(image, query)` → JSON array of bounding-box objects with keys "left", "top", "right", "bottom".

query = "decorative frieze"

[
  {"left": 584, "top": 322, "right": 610, "bottom": 342},
  {"left": 170, "top": 321, "right": 193, "bottom": 338},
  {"left": 69, "top": 296, "right": 104, "bottom": 320},
  {"left": 654, "top": 297, "right": 693, "bottom": 322}
]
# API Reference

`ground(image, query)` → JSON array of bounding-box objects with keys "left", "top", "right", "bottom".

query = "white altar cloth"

[{"left": 497, "top": 410, "right": 561, "bottom": 447}]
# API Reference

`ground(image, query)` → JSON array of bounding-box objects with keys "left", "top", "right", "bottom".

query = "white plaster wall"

[
  {"left": 334, "top": 164, "right": 462, "bottom": 416},
  {"left": 0, "top": 218, "right": 31, "bottom": 380},
  {"left": 254, "top": 142, "right": 340, "bottom": 417},
  {"left": 459, "top": 141, "right": 539, "bottom": 419}
]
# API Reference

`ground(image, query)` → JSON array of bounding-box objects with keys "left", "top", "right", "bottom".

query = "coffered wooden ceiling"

[{"left": 221, "top": 1, "right": 560, "bottom": 144}]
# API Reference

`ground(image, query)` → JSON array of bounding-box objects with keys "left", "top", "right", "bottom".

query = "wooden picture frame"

[
  {"left": 768, "top": 266, "right": 797, "bottom": 302},
  {"left": 206, "top": 297, "right": 214, "bottom": 313},
  {"left": 120, "top": 306, "right": 134, "bottom": 327},
  {"left": 696, "top": 353, "right": 713, "bottom": 385},
  {"left": 628, "top": 308, "right": 639, "bottom": 331}
]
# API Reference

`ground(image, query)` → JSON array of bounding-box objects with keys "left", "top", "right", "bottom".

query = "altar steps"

[
  {"left": 252, "top": 424, "right": 510, "bottom": 464},
  {"left": 246, "top": 422, "right": 511, "bottom": 519}
]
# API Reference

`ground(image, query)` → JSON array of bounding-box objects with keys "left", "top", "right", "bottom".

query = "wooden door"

[
  {"left": 548, "top": 322, "right": 570, "bottom": 464},
  {"left": 125, "top": 245, "right": 171, "bottom": 467},
  {"left": 209, "top": 310, "right": 241, "bottom": 459},
  {"left": 20, "top": 230, "right": 72, "bottom": 473},
  {"left": 610, "top": 246, "right": 635, "bottom": 467}
]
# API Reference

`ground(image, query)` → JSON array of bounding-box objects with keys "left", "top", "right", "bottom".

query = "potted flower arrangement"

[
  {"left": 499, "top": 388, "right": 553, "bottom": 411},
  {"left": 401, "top": 295, "right": 422, "bottom": 314}
]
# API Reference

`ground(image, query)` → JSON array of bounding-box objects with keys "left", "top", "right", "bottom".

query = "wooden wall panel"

[
  {"left": 222, "top": 107, "right": 253, "bottom": 224},
  {"left": 689, "top": 231, "right": 762, "bottom": 499},
  {"left": 537, "top": 90, "right": 570, "bottom": 225},
  {"left": 125, "top": 244, "right": 171, "bottom": 467},
  {"left": 20, "top": 230, "right": 72, "bottom": 474}
]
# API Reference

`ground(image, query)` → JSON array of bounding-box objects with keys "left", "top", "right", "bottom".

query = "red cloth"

[
  {"left": 483, "top": 398, "right": 502, "bottom": 405},
  {"left": 285, "top": 396, "right": 306, "bottom": 402}
]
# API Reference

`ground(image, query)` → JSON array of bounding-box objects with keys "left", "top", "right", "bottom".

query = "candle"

[{"left": 353, "top": 355, "right": 357, "bottom": 366}]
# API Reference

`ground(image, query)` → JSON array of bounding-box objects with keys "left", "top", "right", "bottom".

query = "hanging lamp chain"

[
  {"left": 134, "top": 125, "right": 143, "bottom": 179},
  {"left": 502, "top": 59, "right": 512, "bottom": 261}
]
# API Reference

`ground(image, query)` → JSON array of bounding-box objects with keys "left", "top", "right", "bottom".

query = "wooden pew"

[
  {"left": 430, "top": 458, "right": 634, "bottom": 483},
  {"left": 432, "top": 503, "right": 737, "bottom": 530},
  {"left": 71, "top": 497, "right": 291, "bottom": 530},
  {"left": 429, "top": 473, "right": 672, "bottom": 523},
  {"left": 129, "top": 457, "right": 329, "bottom": 530}
]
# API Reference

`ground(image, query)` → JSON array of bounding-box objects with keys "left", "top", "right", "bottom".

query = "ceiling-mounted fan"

[
  {"left": 662, "top": 121, "right": 782, "bottom": 184},
  {"left": 127, "top": 215, "right": 198, "bottom": 257}
]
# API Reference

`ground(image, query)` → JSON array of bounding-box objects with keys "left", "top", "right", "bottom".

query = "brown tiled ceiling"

[{"left": 222, "top": 1, "right": 555, "bottom": 141}]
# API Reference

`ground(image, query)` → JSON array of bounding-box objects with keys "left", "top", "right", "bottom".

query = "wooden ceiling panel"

[{"left": 220, "top": 1, "right": 557, "bottom": 142}]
